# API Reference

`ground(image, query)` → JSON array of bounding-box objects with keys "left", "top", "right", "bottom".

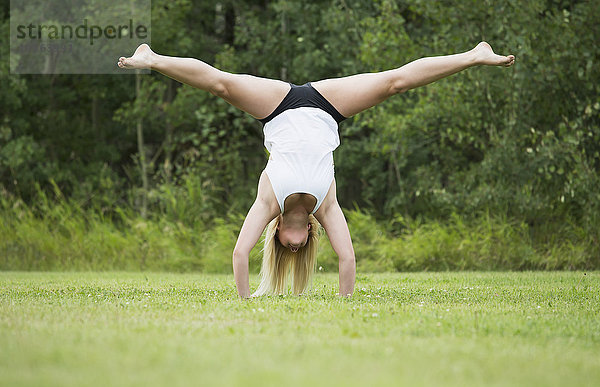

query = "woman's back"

[{"left": 262, "top": 83, "right": 345, "bottom": 214}]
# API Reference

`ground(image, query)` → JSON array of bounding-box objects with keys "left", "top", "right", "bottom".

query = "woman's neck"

[
  {"left": 283, "top": 193, "right": 317, "bottom": 214},
  {"left": 281, "top": 206, "right": 308, "bottom": 226}
]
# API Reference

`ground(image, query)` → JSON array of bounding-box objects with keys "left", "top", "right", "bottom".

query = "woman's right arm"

[
  {"left": 232, "top": 173, "right": 279, "bottom": 298},
  {"left": 315, "top": 180, "right": 356, "bottom": 297},
  {"left": 318, "top": 201, "right": 356, "bottom": 297}
]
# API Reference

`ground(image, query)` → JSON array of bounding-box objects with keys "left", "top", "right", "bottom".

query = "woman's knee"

[
  {"left": 206, "top": 70, "right": 232, "bottom": 98},
  {"left": 209, "top": 79, "right": 229, "bottom": 98},
  {"left": 390, "top": 75, "right": 409, "bottom": 95}
]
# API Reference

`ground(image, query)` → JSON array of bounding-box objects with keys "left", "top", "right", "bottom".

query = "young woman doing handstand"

[{"left": 118, "top": 42, "right": 515, "bottom": 298}]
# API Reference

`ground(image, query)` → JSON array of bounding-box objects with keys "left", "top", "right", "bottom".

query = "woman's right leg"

[
  {"left": 311, "top": 42, "right": 514, "bottom": 118},
  {"left": 118, "top": 44, "right": 290, "bottom": 119}
]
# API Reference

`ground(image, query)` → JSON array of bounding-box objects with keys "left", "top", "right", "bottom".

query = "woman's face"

[{"left": 277, "top": 223, "right": 311, "bottom": 252}]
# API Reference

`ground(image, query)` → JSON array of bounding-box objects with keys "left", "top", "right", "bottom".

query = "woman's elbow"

[
  {"left": 232, "top": 249, "right": 248, "bottom": 264},
  {"left": 338, "top": 249, "right": 356, "bottom": 265}
]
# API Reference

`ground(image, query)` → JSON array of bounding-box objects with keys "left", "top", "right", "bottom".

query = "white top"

[{"left": 263, "top": 107, "right": 341, "bottom": 214}]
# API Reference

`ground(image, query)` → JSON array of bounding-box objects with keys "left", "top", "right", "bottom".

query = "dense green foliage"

[
  {"left": 2, "top": 272, "right": 599, "bottom": 386},
  {"left": 1, "top": 0, "right": 599, "bottom": 270}
]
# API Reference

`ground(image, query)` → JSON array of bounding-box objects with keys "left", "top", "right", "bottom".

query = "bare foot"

[
  {"left": 472, "top": 41, "right": 515, "bottom": 67},
  {"left": 117, "top": 43, "right": 155, "bottom": 69}
]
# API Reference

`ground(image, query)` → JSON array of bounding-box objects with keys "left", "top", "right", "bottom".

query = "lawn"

[{"left": 1, "top": 271, "right": 599, "bottom": 387}]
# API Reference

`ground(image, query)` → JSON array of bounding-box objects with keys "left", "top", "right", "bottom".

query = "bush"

[{"left": 1, "top": 188, "right": 597, "bottom": 273}]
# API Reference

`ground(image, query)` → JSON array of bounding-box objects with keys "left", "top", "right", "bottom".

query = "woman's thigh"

[
  {"left": 220, "top": 74, "right": 290, "bottom": 119},
  {"left": 311, "top": 70, "right": 397, "bottom": 118}
]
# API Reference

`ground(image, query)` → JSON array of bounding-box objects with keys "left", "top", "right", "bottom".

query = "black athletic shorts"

[{"left": 259, "top": 82, "right": 346, "bottom": 125}]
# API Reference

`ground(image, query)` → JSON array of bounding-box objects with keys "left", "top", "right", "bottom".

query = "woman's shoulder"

[
  {"left": 314, "top": 179, "right": 338, "bottom": 218},
  {"left": 257, "top": 171, "right": 282, "bottom": 215}
]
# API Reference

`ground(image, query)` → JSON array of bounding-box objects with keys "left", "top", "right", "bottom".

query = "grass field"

[{"left": 1, "top": 271, "right": 599, "bottom": 387}]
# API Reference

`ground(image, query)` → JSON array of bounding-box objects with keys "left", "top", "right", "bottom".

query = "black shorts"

[{"left": 259, "top": 82, "right": 346, "bottom": 125}]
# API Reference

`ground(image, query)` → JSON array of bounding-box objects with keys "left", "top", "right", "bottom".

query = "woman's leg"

[
  {"left": 118, "top": 44, "right": 290, "bottom": 119},
  {"left": 311, "top": 42, "right": 515, "bottom": 118}
]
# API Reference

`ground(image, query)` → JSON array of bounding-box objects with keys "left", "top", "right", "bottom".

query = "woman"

[{"left": 118, "top": 42, "right": 515, "bottom": 298}]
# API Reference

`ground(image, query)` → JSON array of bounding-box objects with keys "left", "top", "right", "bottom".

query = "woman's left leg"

[
  {"left": 311, "top": 42, "right": 514, "bottom": 118},
  {"left": 118, "top": 44, "right": 290, "bottom": 119}
]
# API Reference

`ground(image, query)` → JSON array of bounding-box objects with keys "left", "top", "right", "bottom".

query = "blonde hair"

[{"left": 253, "top": 214, "right": 320, "bottom": 296}]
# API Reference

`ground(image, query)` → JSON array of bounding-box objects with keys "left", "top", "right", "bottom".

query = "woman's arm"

[
  {"left": 315, "top": 182, "right": 356, "bottom": 296},
  {"left": 232, "top": 173, "right": 279, "bottom": 298}
]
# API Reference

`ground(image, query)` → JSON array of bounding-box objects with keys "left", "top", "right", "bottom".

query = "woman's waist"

[{"left": 264, "top": 157, "right": 334, "bottom": 191}]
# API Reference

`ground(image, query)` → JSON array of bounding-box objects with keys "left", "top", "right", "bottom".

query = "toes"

[{"left": 502, "top": 55, "right": 514, "bottom": 66}]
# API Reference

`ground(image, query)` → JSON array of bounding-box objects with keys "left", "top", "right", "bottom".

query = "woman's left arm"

[{"left": 316, "top": 199, "right": 356, "bottom": 297}]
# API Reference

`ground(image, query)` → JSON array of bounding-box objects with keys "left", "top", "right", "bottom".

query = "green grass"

[{"left": 1, "top": 272, "right": 599, "bottom": 387}]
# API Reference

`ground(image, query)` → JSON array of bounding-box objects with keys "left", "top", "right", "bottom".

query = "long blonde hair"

[{"left": 253, "top": 214, "right": 320, "bottom": 296}]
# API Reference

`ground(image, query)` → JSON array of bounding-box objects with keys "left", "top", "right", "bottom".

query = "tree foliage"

[{"left": 1, "top": 0, "right": 599, "bottom": 263}]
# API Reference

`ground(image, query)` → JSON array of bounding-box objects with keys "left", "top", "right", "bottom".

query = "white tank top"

[{"left": 263, "top": 107, "right": 341, "bottom": 214}]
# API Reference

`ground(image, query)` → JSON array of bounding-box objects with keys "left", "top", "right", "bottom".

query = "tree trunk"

[
  {"left": 224, "top": 3, "right": 235, "bottom": 45},
  {"left": 164, "top": 79, "right": 175, "bottom": 183},
  {"left": 136, "top": 71, "right": 148, "bottom": 219},
  {"left": 280, "top": 11, "right": 287, "bottom": 81}
]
